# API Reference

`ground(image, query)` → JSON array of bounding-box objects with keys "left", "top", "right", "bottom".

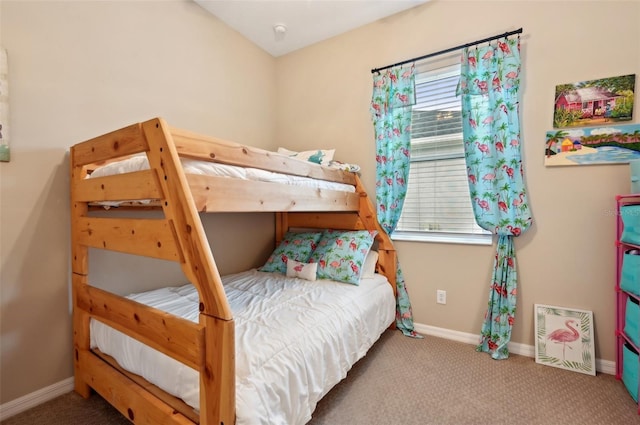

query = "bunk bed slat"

[
  {"left": 76, "top": 349, "right": 194, "bottom": 425},
  {"left": 187, "top": 174, "right": 360, "bottom": 212},
  {"left": 286, "top": 211, "right": 366, "bottom": 230},
  {"left": 75, "top": 217, "right": 182, "bottom": 261},
  {"left": 74, "top": 170, "right": 162, "bottom": 202},
  {"left": 72, "top": 123, "right": 148, "bottom": 167}
]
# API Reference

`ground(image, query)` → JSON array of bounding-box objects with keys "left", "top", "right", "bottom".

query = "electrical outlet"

[{"left": 436, "top": 290, "right": 446, "bottom": 305}]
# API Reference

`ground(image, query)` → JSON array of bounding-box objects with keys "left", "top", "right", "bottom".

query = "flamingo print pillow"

[
  {"left": 308, "top": 229, "right": 377, "bottom": 285},
  {"left": 259, "top": 231, "right": 323, "bottom": 274},
  {"left": 286, "top": 260, "right": 318, "bottom": 281}
]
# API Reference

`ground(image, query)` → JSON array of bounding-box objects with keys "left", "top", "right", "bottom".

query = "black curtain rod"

[{"left": 370, "top": 27, "right": 523, "bottom": 74}]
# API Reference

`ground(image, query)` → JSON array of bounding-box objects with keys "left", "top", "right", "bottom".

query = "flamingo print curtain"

[
  {"left": 457, "top": 36, "right": 533, "bottom": 359},
  {"left": 370, "top": 65, "right": 421, "bottom": 338}
]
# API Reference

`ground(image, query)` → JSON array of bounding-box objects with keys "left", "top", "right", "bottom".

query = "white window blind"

[{"left": 394, "top": 64, "right": 491, "bottom": 244}]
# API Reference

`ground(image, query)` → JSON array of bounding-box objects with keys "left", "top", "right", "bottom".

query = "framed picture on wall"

[
  {"left": 553, "top": 74, "right": 635, "bottom": 129},
  {"left": 534, "top": 304, "right": 596, "bottom": 376},
  {"left": 544, "top": 122, "right": 640, "bottom": 167}
]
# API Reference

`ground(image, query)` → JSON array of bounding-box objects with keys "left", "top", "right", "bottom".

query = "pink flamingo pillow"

[
  {"left": 308, "top": 229, "right": 377, "bottom": 285},
  {"left": 259, "top": 231, "right": 323, "bottom": 274}
]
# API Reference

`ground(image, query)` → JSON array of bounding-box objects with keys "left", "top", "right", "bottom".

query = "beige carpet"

[{"left": 3, "top": 330, "right": 639, "bottom": 425}]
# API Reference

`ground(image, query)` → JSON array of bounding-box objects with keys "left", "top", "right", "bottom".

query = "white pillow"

[
  {"left": 278, "top": 147, "right": 335, "bottom": 166},
  {"left": 286, "top": 260, "right": 318, "bottom": 281},
  {"left": 361, "top": 250, "right": 379, "bottom": 279}
]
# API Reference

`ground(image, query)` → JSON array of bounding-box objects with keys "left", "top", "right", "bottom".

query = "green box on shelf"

[
  {"left": 621, "top": 205, "right": 640, "bottom": 246},
  {"left": 621, "top": 249, "right": 640, "bottom": 296},
  {"left": 623, "top": 343, "right": 639, "bottom": 403},
  {"left": 625, "top": 297, "right": 640, "bottom": 348}
]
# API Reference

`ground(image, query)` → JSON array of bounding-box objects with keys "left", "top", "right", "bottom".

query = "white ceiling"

[{"left": 194, "top": 0, "right": 429, "bottom": 57}]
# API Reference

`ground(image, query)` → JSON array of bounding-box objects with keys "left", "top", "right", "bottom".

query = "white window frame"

[{"left": 391, "top": 61, "right": 492, "bottom": 246}]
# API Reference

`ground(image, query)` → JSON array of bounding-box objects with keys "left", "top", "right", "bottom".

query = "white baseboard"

[
  {"left": 413, "top": 322, "right": 615, "bottom": 375},
  {"left": 0, "top": 377, "right": 74, "bottom": 421}
]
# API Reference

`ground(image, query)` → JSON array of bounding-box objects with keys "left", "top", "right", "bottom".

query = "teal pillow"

[
  {"left": 308, "top": 229, "right": 377, "bottom": 285},
  {"left": 259, "top": 231, "right": 323, "bottom": 274}
]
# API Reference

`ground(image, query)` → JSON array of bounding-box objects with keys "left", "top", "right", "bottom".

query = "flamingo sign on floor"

[{"left": 534, "top": 304, "right": 596, "bottom": 376}]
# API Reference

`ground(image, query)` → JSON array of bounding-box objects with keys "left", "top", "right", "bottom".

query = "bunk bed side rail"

[
  {"left": 187, "top": 174, "right": 360, "bottom": 212},
  {"left": 74, "top": 216, "right": 183, "bottom": 261},
  {"left": 170, "top": 126, "right": 356, "bottom": 186},
  {"left": 75, "top": 281, "right": 205, "bottom": 370}
]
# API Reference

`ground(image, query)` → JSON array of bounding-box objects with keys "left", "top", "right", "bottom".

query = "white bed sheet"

[
  {"left": 90, "top": 269, "right": 395, "bottom": 425},
  {"left": 88, "top": 154, "right": 356, "bottom": 193}
]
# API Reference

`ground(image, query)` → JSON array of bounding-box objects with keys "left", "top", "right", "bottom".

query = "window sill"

[{"left": 391, "top": 231, "right": 493, "bottom": 246}]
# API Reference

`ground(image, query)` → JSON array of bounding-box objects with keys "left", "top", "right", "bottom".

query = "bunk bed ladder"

[{"left": 70, "top": 118, "right": 235, "bottom": 425}]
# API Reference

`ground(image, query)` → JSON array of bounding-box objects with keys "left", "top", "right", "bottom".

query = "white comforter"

[
  {"left": 88, "top": 154, "right": 356, "bottom": 192},
  {"left": 90, "top": 269, "right": 395, "bottom": 425}
]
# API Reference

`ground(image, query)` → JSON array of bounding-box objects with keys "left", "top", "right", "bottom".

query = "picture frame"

[
  {"left": 553, "top": 74, "right": 635, "bottom": 129},
  {"left": 534, "top": 304, "right": 596, "bottom": 376},
  {"left": 544, "top": 123, "right": 640, "bottom": 166}
]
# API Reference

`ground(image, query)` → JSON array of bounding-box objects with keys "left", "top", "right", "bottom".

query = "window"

[{"left": 393, "top": 63, "right": 492, "bottom": 245}]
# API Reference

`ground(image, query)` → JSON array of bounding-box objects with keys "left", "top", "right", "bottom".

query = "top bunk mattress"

[
  {"left": 90, "top": 269, "right": 395, "bottom": 425},
  {"left": 88, "top": 154, "right": 357, "bottom": 193}
]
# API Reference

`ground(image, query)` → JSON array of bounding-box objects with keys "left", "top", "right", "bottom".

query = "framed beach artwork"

[
  {"left": 544, "top": 123, "right": 640, "bottom": 166},
  {"left": 534, "top": 304, "right": 596, "bottom": 376},
  {"left": 553, "top": 74, "right": 635, "bottom": 128}
]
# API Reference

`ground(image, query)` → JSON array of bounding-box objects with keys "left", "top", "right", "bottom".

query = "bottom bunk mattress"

[{"left": 90, "top": 269, "right": 395, "bottom": 425}]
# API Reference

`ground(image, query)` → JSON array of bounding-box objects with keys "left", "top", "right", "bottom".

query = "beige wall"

[
  {"left": 0, "top": 0, "right": 276, "bottom": 404},
  {"left": 1, "top": 0, "right": 639, "bottom": 408},
  {"left": 276, "top": 0, "right": 639, "bottom": 362}
]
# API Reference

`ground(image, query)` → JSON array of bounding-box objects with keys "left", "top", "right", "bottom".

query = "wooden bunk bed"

[{"left": 70, "top": 117, "right": 398, "bottom": 425}]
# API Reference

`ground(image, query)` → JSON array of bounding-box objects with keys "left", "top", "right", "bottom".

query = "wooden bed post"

[
  {"left": 70, "top": 150, "right": 92, "bottom": 398},
  {"left": 200, "top": 316, "right": 235, "bottom": 425},
  {"left": 275, "top": 212, "right": 288, "bottom": 244},
  {"left": 354, "top": 176, "right": 397, "bottom": 295}
]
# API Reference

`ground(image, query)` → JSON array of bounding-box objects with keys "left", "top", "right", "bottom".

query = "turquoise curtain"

[
  {"left": 371, "top": 65, "right": 421, "bottom": 338},
  {"left": 457, "top": 36, "right": 533, "bottom": 359}
]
